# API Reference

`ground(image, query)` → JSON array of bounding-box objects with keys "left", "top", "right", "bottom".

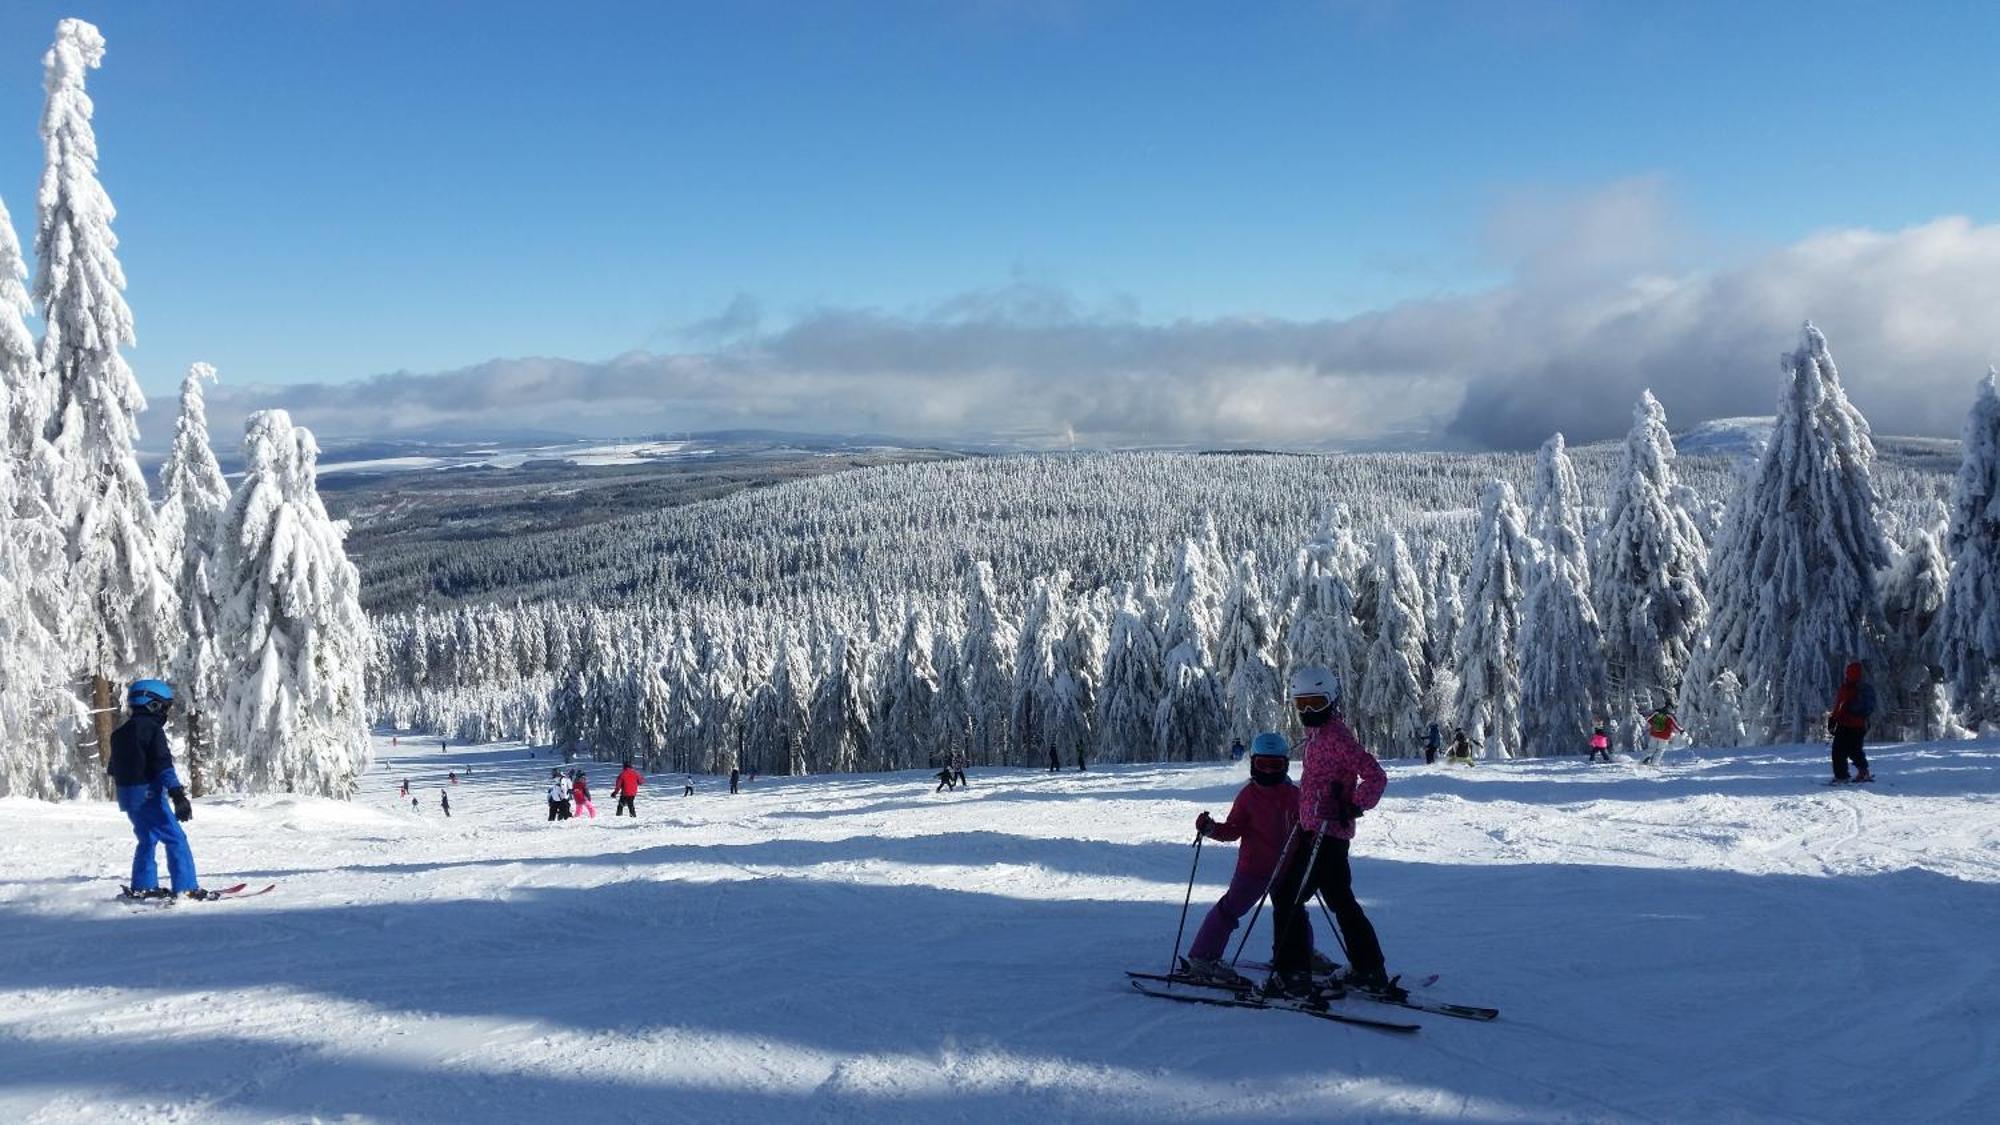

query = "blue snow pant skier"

[{"left": 116, "top": 781, "right": 199, "bottom": 893}]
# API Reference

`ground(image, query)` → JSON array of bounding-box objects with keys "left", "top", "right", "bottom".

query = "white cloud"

[{"left": 204, "top": 185, "right": 2000, "bottom": 450}]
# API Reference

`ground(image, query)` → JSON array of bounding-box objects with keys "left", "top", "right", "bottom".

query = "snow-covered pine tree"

[
  {"left": 1519, "top": 546, "right": 1608, "bottom": 758},
  {"left": 1155, "top": 540, "right": 1228, "bottom": 760},
  {"left": 875, "top": 599, "right": 939, "bottom": 770},
  {"left": 214, "top": 411, "right": 371, "bottom": 796},
  {"left": 34, "top": 19, "right": 177, "bottom": 776},
  {"left": 0, "top": 192, "right": 69, "bottom": 798},
  {"left": 1011, "top": 575, "right": 1065, "bottom": 767},
  {"left": 1529, "top": 433, "right": 1588, "bottom": 574},
  {"left": 1455, "top": 480, "right": 1533, "bottom": 757},
  {"left": 1286, "top": 509, "right": 1364, "bottom": 703},
  {"left": 156, "top": 363, "right": 230, "bottom": 794},
  {"left": 959, "top": 559, "right": 1017, "bottom": 764},
  {"left": 1216, "top": 552, "right": 1282, "bottom": 746},
  {"left": 1356, "top": 530, "right": 1426, "bottom": 756},
  {"left": 1423, "top": 545, "right": 1462, "bottom": 722},
  {"left": 1096, "top": 583, "right": 1162, "bottom": 763},
  {"left": 1688, "top": 324, "right": 1892, "bottom": 744},
  {"left": 809, "top": 628, "right": 871, "bottom": 773},
  {"left": 1878, "top": 522, "right": 1956, "bottom": 741},
  {"left": 1941, "top": 373, "right": 2000, "bottom": 731},
  {"left": 1591, "top": 391, "right": 1708, "bottom": 748},
  {"left": 1048, "top": 591, "right": 1105, "bottom": 768}
]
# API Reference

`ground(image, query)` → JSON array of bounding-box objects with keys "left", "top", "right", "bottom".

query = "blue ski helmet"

[
  {"left": 128, "top": 679, "right": 174, "bottom": 710},
  {"left": 1248, "top": 732, "right": 1290, "bottom": 760}
]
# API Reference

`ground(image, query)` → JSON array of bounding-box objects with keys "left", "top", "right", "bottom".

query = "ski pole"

[
  {"left": 1166, "top": 830, "right": 1204, "bottom": 981},
  {"left": 1263, "top": 822, "right": 1329, "bottom": 987},
  {"left": 1229, "top": 822, "right": 1301, "bottom": 967}
]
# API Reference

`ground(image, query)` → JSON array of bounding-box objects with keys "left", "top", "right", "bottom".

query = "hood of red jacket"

[{"left": 1844, "top": 662, "right": 1865, "bottom": 682}]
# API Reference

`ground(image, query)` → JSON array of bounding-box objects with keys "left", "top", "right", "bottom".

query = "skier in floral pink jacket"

[{"left": 1266, "top": 665, "right": 1395, "bottom": 998}]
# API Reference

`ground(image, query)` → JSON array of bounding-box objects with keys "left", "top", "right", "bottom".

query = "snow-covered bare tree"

[
  {"left": 1592, "top": 392, "right": 1708, "bottom": 748},
  {"left": 1455, "top": 480, "right": 1532, "bottom": 757},
  {"left": 1356, "top": 530, "right": 1426, "bottom": 755},
  {"left": 214, "top": 411, "right": 371, "bottom": 796},
  {"left": 1941, "top": 373, "right": 2000, "bottom": 731},
  {"left": 34, "top": 19, "right": 177, "bottom": 776},
  {"left": 156, "top": 363, "right": 229, "bottom": 794},
  {"left": 1688, "top": 324, "right": 1892, "bottom": 744}
]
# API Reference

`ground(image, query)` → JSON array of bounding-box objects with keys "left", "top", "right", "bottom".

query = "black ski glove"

[{"left": 169, "top": 787, "right": 193, "bottom": 823}]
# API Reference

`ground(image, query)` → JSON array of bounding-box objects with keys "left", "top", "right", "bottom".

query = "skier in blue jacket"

[{"left": 108, "top": 679, "right": 210, "bottom": 900}]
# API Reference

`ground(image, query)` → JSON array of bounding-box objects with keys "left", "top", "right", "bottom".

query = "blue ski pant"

[{"left": 116, "top": 784, "right": 199, "bottom": 893}]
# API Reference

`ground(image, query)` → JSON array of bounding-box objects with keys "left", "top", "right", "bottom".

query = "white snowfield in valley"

[{"left": 0, "top": 736, "right": 1995, "bottom": 1124}]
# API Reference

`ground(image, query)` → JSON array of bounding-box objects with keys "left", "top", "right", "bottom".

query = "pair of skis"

[
  {"left": 1128, "top": 964, "right": 1498, "bottom": 1031},
  {"left": 119, "top": 881, "right": 275, "bottom": 906}
]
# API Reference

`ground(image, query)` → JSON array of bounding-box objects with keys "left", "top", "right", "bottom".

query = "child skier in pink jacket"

[
  {"left": 1266, "top": 665, "right": 1394, "bottom": 999},
  {"left": 1181, "top": 732, "right": 1315, "bottom": 985}
]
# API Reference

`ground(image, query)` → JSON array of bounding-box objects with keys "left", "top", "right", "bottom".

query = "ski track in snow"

[{"left": 1, "top": 738, "right": 1996, "bottom": 1123}]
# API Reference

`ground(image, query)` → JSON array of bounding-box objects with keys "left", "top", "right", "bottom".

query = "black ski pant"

[
  {"left": 954, "top": 770, "right": 968, "bottom": 787},
  {"left": 616, "top": 795, "right": 636, "bottom": 817},
  {"left": 1270, "top": 833, "right": 1386, "bottom": 980},
  {"left": 1832, "top": 725, "right": 1870, "bottom": 780},
  {"left": 547, "top": 799, "right": 562, "bottom": 822}
]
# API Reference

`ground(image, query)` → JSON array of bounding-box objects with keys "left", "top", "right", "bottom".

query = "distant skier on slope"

[
  {"left": 547, "top": 770, "right": 571, "bottom": 821},
  {"left": 1448, "top": 728, "right": 1478, "bottom": 766},
  {"left": 440, "top": 790, "right": 451, "bottom": 818},
  {"left": 613, "top": 761, "right": 643, "bottom": 816},
  {"left": 1827, "top": 662, "right": 1877, "bottom": 783},
  {"left": 571, "top": 770, "right": 596, "bottom": 818},
  {"left": 1265, "top": 667, "right": 1396, "bottom": 999},
  {"left": 1643, "top": 702, "right": 1682, "bottom": 765},
  {"left": 1588, "top": 724, "right": 1612, "bottom": 763},
  {"left": 934, "top": 765, "right": 956, "bottom": 792},
  {"left": 1423, "top": 722, "right": 1441, "bottom": 765},
  {"left": 951, "top": 752, "right": 969, "bottom": 788},
  {"left": 1182, "top": 732, "right": 1316, "bottom": 987},
  {"left": 729, "top": 766, "right": 741, "bottom": 794},
  {"left": 399, "top": 778, "right": 410, "bottom": 798},
  {"left": 681, "top": 774, "right": 695, "bottom": 797},
  {"left": 108, "top": 680, "right": 212, "bottom": 901}
]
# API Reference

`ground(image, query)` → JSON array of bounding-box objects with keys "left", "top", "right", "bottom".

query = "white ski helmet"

[{"left": 1289, "top": 665, "right": 1341, "bottom": 722}]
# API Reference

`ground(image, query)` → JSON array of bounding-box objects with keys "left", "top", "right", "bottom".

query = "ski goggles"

[{"left": 1292, "top": 693, "right": 1333, "bottom": 712}]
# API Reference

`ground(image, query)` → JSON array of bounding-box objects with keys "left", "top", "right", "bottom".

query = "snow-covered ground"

[{"left": 1, "top": 736, "right": 1995, "bottom": 1123}]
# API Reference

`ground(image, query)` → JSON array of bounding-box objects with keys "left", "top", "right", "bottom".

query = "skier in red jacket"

[
  {"left": 613, "top": 761, "right": 643, "bottom": 817},
  {"left": 1181, "top": 732, "right": 1318, "bottom": 986},
  {"left": 1827, "top": 662, "right": 1876, "bottom": 783}
]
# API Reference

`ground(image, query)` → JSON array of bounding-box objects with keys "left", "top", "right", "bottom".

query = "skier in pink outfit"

[
  {"left": 1266, "top": 665, "right": 1394, "bottom": 998},
  {"left": 571, "top": 771, "right": 596, "bottom": 819},
  {"left": 1180, "top": 732, "right": 1316, "bottom": 985}
]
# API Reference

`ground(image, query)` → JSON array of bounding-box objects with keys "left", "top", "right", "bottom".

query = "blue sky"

[{"left": 1, "top": 1, "right": 1997, "bottom": 447}]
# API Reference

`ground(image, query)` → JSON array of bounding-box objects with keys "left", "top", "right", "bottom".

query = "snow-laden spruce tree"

[
  {"left": 1424, "top": 546, "right": 1462, "bottom": 721},
  {"left": 1688, "top": 324, "right": 1892, "bottom": 744},
  {"left": 744, "top": 625, "right": 809, "bottom": 774},
  {"left": 1011, "top": 575, "right": 1066, "bottom": 766},
  {"left": 1155, "top": 540, "right": 1228, "bottom": 760},
  {"left": 1356, "top": 530, "right": 1426, "bottom": 756},
  {"left": 1591, "top": 392, "right": 1708, "bottom": 748},
  {"left": 1519, "top": 546, "right": 1608, "bottom": 757},
  {"left": 36, "top": 20, "right": 179, "bottom": 777},
  {"left": 1941, "top": 373, "right": 2000, "bottom": 731},
  {"left": 1530, "top": 433, "right": 1588, "bottom": 573},
  {"left": 1455, "top": 480, "right": 1533, "bottom": 757},
  {"left": 156, "top": 363, "right": 230, "bottom": 794},
  {"left": 809, "top": 629, "right": 870, "bottom": 772},
  {"left": 875, "top": 599, "right": 938, "bottom": 770},
  {"left": 214, "top": 410, "right": 371, "bottom": 796},
  {"left": 958, "top": 559, "right": 1017, "bottom": 763},
  {"left": 1047, "top": 592, "right": 1105, "bottom": 767},
  {"left": 1286, "top": 509, "right": 1364, "bottom": 702},
  {"left": 0, "top": 192, "right": 71, "bottom": 798},
  {"left": 1096, "top": 583, "right": 1161, "bottom": 762},
  {"left": 1878, "top": 523, "right": 1957, "bottom": 741},
  {"left": 1217, "top": 552, "right": 1282, "bottom": 745}
]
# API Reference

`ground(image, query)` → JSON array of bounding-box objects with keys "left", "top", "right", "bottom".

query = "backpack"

[{"left": 1851, "top": 682, "right": 1877, "bottom": 720}]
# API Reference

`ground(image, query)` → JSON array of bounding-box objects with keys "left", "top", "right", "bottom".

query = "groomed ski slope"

[{"left": 1, "top": 737, "right": 1995, "bottom": 1124}]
